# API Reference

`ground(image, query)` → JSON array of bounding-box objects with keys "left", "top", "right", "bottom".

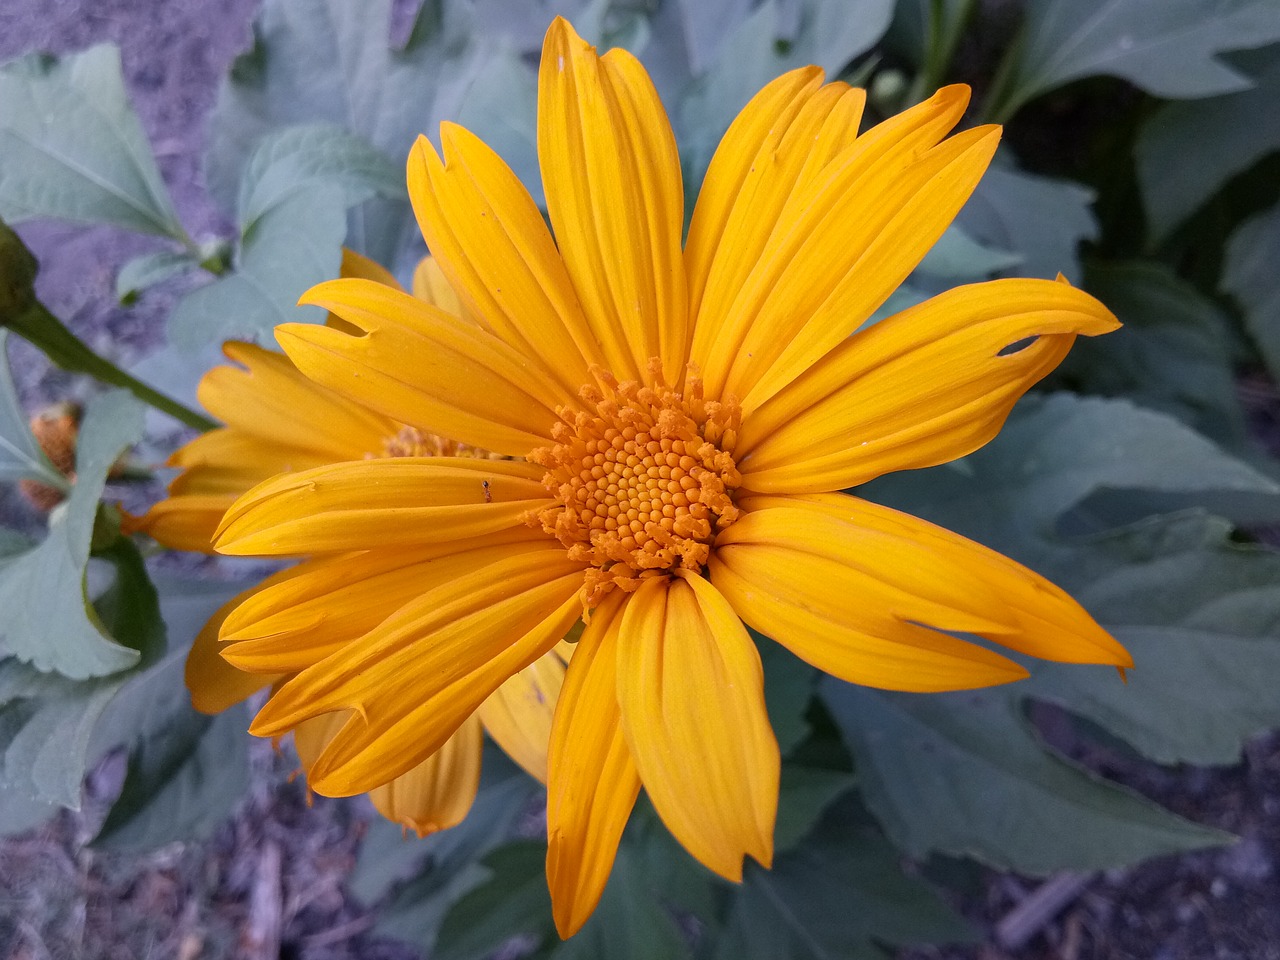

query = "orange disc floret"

[{"left": 530, "top": 362, "right": 742, "bottom": 607}]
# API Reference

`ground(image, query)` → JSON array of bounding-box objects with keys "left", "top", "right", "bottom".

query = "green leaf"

[
  {"left": 773, "top": 764, "right": 857, "bottom": 853},
  {"left": 0, "top": 46, "right": 183, "bottom": 237},
  {"left": 1222, "top": 200, "right": 1280, "bottom": 379},
  {"left": 1054, "top": 262, "right": 1248, "bottom": 450},
  {"left": 1028, "top": 513, "right": 1280, "bottom": 766},
  {"left": 0, "top": 391, "right": 147, "bottom": 678},
  {"left": 206, "top": 0, "right": 494, "bottom": 267},
  {"left": 550, "top": 847, "right": 692, "bottom": 960},
  {"left": 433, "top": 841, "right": 555, "bottom": 960},
  {"left": 93, "top": 652, "right": 250, "bottom": 851},
  {"left": 0, "top": 702, "right": 58, "bottom": 835},
  {"left": 989, "top": 0, "right": 1280, "bottom": 121},
  {"left": 115, "top": 250, "right": 196, "bottom": 303},
  {"left": 871, "top": 393, "right": 1280, "bottom": 569},
  {"left": 954, "top": 162, "right": 1097, "bottom": 283},
  {"left": 361, "top": 751, "right": 539, "bottom": 947},
  {"left": 236, "top": 122, "right": 404, "bottom": 232},
  {"left": 0, "top": 330, "right": 64, "bottom": 487},
  {"left": 822, "top": 682, "right": 1230, "bottom": 873},
  {"left": 757, "top": 632, "right": 817, "bottom": 757},
  {"left": 168, "top": 184, "right": 347, "bottom": 349},
  {"left": 678, "top": 0, "right": 896, "bottom": 181},
  {"left": 917, "top": 223, "right": 1024, "bottom": 280},
  {"left": 1136, "top": 53, "right": 1280, "bottom": 242},
  {"left": 715, "top": 796, "right": 974, "bottom": 960}
]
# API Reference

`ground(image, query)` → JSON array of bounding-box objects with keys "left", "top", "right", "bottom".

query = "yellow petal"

[
  {"left": 249, "top": 551, "right": 584, "bottom": 795},
  {"left": 538, "top": 18, "right": 688, "bottom": 385},
  {"left": 199, "top": 341, "right": 395, "bottom": 459},
  {"left": 293, "top": 709, "right": 485, "bottom": 837},
  {"left": 616, "top": 573, "right": 778, "bottom": 882},
  {"left": 546, "top": 592, "right": 640, "bottom": 939},
  {"left": 339, "top": 247, "right": 403, "bottom": 289},
  {"left": 687, "top": 69, "right": 864, "bottom": 369},
  {"left": 369, "top": 715, "right": 484, "bottom": 837},
  {"left": 292, "top": 278, "right": 566, "bottom": 456},
  {"left": 215, "top": 457, "right": 552, "bottom": 556},
  {"left": 736, "top": 277, "right": 1121, "bottom": 492},
  {"left": 126, "top": 493, "right": 236, "bottom": 553},
  {"left": 740, "top": 493, "right": 1131, "bottom": 668},
  {"left": 168, "top": 429, "right": 332, "bottom": 495},
  {"left": 184, "top": 578, "right": 287, "bottom": 714},
  {"left": 411, "top": 255, "right": 463, "bottom": 316},
  {"left": 221, "top": 535, "right": 545, "bottom": 673},
  {"left": 408, "top": 128, "right": 602, "bottom": 392},
  {"left": 477, "top": 644, "right": 570, "bottom": 784},
  {"left": 688, "top": 84, "right": 991, "bottom": 407}
]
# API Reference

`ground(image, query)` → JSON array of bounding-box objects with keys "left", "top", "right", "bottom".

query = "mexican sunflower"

[
  {"left": 128, "top": 250, "right": 571, "bottom": 837},
  {"left": 212, "top": 17, "right": 1132, "bottom": 936}
]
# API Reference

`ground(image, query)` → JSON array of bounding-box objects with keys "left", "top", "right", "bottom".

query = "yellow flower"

[
  {"left": 213, "top": 18, "right": 1131, "bottom": 936},
  {"left": 129, "top": 250, "right": 570, "bottom": 837}
]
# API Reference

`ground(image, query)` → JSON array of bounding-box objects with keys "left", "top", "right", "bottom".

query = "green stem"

[{"left": 6, "top": 302, "right": 217, "bottom": 432}]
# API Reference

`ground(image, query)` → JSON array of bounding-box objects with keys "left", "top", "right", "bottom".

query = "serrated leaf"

[
  {"left": 990, "top": 0, "right": 1280, "bottom": 120},
  {"left": 236, "top": 122, "right": 404, "bottom": 232},
  {"left": 1054, "top": 262, "right": 1247, "bottom": 450},
  {"left": 1222, "top": 200, "right": 1280, "bottom": 379},
  {"left": 0, "top": 45, "right": 182, "bottom": 237},
  {"left": 0, "top": 330, "right": 64, "bottom": 487},
  {"left": 0, "top": 391, "right": 147, "bottom": 678},
  {"left": 1136, "top": 53, "right": 1280, "bottom": 242},
  {"left": 773, "top": 764, "right": 856, "bottom": 853},
  {"left": 94, "top": 649, "right": 250, "bottom": 851},
  {"left": 167, "top": 184, "right": 347, "bottom": 349},
  {"left": 433, "top": 841, "right": 555, "bottom": 960},
  {"left": 715, "top": 796, "right": 974, "bottom": 960},
  {"left": 822, "top": 681, "right": 1230, "bottom": 874},
  {"left": 0, "top": 535, "right": 166, "bottom": 809},
  {"left": 954, "top": 162, "right": 1097, "bottom": 283},
  {"left": 115, "top": 250, "right": 196, "bottom": 303},
  {"left": 206, "top": 0, "right": 495, "bottom": 267}
]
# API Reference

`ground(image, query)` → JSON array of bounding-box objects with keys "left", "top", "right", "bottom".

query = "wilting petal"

[
  {"left": 184, "top": 577, "right": 287, "bottom": 714},
  {"left": 409, "top": 127, "right": 603, "bottom": 391},
  {"left": 294, "top": 710, "right": 485, "bottom": 837},
  {"left": 291, "top": 279, "right": 565, "bottom": 455},
  {"left": 478, "top": 642, "right": 571, "bottom": 784},
  {"left": 215, "top": 457, "right": 551, "bottom": 556},
  {"left": 616, "top": 573, "right": 778, "bottom": 882},
  {"left": 539, "top": 17, "right": 687, "bottom": 385},
  {"left": 199, "top": 342, "right": 395, "bottom": 459},
  {"left": 736, "top": 277, "right": 1120, "bottom": 492},
  {"left": 687, "top": 68, "right": 863, "bottom": 370},
  {"left": 546, "top": 592, "right": 640, "bottom": 939}
]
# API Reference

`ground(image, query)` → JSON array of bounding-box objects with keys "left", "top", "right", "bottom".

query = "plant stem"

[{"left": 6, "top": 302, "right": 217, "bottom": 432}]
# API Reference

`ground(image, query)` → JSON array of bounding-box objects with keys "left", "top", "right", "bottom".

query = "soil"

[{"left": 1, "top": 2, "right": 1278, "bottom": 959}]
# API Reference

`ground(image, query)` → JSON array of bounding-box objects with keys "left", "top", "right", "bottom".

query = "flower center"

[{"left": 530, "top": 363, "right": 742, "bottom": 608}]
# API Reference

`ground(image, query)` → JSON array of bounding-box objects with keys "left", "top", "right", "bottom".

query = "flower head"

[
  {"left": 129, "top": 250, "right": 569, "bottom": 837},
  {"left": 213, "top": 18, "right": 1130, "bottom": 936}
]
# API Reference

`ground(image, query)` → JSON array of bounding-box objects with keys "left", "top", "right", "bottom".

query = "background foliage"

[{"left": 3, "top": 0, "right": 1280, "bottom": 956}]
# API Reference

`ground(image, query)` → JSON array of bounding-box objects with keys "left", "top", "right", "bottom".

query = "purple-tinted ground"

[{"left": 1, "top": 2, "right": 1278, "bottom": 959}]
